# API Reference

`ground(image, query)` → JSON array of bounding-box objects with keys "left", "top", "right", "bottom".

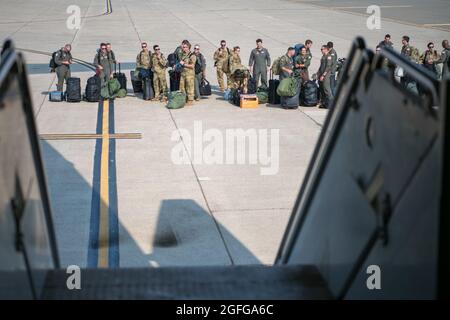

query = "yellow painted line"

[
  {"left": 98, "top": 100, "right": 110, "bottom": 268},
  {"left": 40, "top": 133, "right": 141, "bottom": 140}
]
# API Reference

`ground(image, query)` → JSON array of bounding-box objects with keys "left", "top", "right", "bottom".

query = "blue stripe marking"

[
  {"left": 87, "top": 100, "right": 103, "bottom": 267},
  {"left": 108, "top": 99, "right": 120, "bottom": 267}
]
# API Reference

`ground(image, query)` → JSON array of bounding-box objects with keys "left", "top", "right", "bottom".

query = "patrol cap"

[{"left": 287, "top": 46, "right": 295, "bottom": 51}]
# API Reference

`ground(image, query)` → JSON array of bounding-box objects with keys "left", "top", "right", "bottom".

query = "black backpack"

[
  {"left": 49, "top": 50, "right": 61, "bottom": 72},
  {"left": 167, "top": 53, "right": 178, "bottom": 68}
]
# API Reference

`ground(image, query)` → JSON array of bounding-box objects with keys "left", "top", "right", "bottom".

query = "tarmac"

[{"left": 0, "top": 0, "right": 448, "bottom": 268}]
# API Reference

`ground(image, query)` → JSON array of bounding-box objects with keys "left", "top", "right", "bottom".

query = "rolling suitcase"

[
  {"left": 142, "top": 76, "right": 154, "bottom": 100},
  {"left": 130, "top": 70, "right": 142, "bottom": 93},
  {"left": 169, "top": 70, "right": 181, "bottom": 91},
  {"left": 301, "top": 80, "right": 319, "bottom": 106},
  {"left": 268, "top": 72, "right": 280, "bottom": 104},
  {"left": 65, "top": 77, "right": 81, "bottom": 102},
  {"left": 85, "top": 75, "right": 101, "bottom": 102},
  {"left": 113, "top": 63, "right": 127, "bottom": 90},
  {"left": 281, "top": 80, "right": 301, "bottom": 109}
]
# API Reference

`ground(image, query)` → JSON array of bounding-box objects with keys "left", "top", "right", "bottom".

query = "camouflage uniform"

[
  {"left": 400, "top": 44, "right": 420, "bottom": 92},
  {"left": 151, "top": 53, "right": 168, "bottom": 99},
  {"left": 94, "top": 51, "right": 112, "bottom": 86},
  {"left": 54, "top": 49, "right": 72, "bottom": 91},
  {"left": 179, "top": 51, "right": 197, "bottom": 102},
  {"left": 229, "top": 52, "right": 249, "bottom": 93},
  {"left": 294, "top": 53, "right": 311, "bottom": 80},
  {"left": 136, "top": 49, "right": 152, "bottom": 78},
  {"left": 420, "top": 49, "right": 440, "bottom": 75},
  {"left": 279, "top": 54, "right": 294, "bottom": 80},
  {"left": 213, "top": 47, "right": 231, "bottom": 91},
  {"left": 401, "top": 44, "right": 420, "bottom": 63}
]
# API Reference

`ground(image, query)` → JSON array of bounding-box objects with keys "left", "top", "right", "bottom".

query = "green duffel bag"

[
  {"left": 166, "top": 91, "right": 186, "bottom": 109},
  {"left": 116, "top": 88, "right": 127, "bottom": 98},
  {"left": 100, "top": 85, "right": 110, "bottom": 99},
  {"left": 108, "top": 78, "right": 121, "bottom": 95},
  {"left": 276, "top": 77, "right": 298, "bottom": 97},
  {"left": 256, "top": 87, "right": 269, "bottom": 104}
]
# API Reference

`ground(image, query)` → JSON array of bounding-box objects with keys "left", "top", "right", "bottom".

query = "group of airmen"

[{"left": 52, "top": 34, "right": 450, "bottom": 107}]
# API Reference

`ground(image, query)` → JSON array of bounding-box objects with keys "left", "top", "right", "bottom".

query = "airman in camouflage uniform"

[
  {"left": 179, "top": 42, "right": 197, "bottom": 105},
  {"left": 401, "top": 36, "right": 420, "bottom": 63},
  {"left": 136, "top": 42, "right": 152, "bottom": 78},
  {"left": 213, "top": 40, "right": 232, "bottom": 91},
  {"left": 400, "top": 36, "right": 419, "bottom": 92},
  {"left": 151, "top": 45, "right": 168, "bottom": 101},
  {"left": 279, "top": 47, "right": 295, "bottom": 80},
  {"left": 94, "top": 43, "right": 112, "bottom": 86},
  {"left": 294, "top": 47, "right": 311, "bottom": 80},
  {"left": 420, "top": 42, "right": 440, "bottom": 76},
  {"left": 54, "top": 44, "right": 73, "bottom": 91},
  {"left": 229, "top": 46, "right": 249, "bottom": 93}
]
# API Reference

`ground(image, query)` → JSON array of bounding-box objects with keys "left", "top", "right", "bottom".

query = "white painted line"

[
  {"left": 423, "top": 23, "right": 450, "bottom": 26},
  {"left": 331, "top": 5, "right": 412, "bottom": 9},
  {"left": 198, "top": 177, "right": 211, "bottom": 181}
]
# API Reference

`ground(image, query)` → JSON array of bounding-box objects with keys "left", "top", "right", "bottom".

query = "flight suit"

[
  {"left": 151, "top": 53, "right": 168, "bottom": 100},
  {"left": 436, "top": 48, "right": 450, "bottom": 79},
  {"left": 213, "top": 47, "right": 231, "bottom": 91},
  {"left": 317, "top": 54, "right": 327, "bottom": 105},
  {"left": 94, "top": 52, "right": 112, "bottom": 86},
  {"left": 294, "top": 53, "right": 311, "bottom": 80},
  {"left": 328, "top": 48, "right": 338, "bottom": 94},
  {"left": 179, "top": 52, "right": 197, "bottom": 102},
  {"left": 54, "top": 49, "right": 72, "bottom": 91},
  {"left": 108, "top": 50, "right": 117, "bottom": 65},
  {"left": 229, "top": 52, "right": 249, "bottom": 93},
  {"left": 248, "top": 47, "right": 271, "bottom": 87},
  {"left": 279, "top": 54, "right": 294, "bottom": 80},
  {"left": 319, "top": 53, "right": 334, "bottom": 108}
]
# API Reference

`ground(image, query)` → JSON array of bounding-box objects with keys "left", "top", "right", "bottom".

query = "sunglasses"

[
  {"left": 155, "top": 48, "right": 160, "bottom": 51},
  {"left": 101, "top": 47, "right": 107, "bottom": 50}
]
